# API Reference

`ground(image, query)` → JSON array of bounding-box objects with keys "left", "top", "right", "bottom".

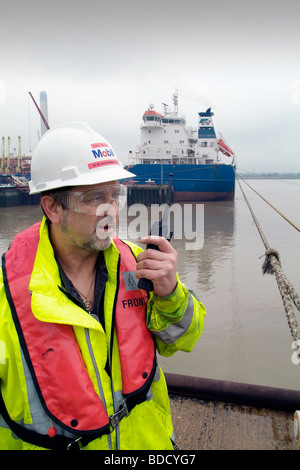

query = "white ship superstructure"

[{"left": 130, "top": 92, "right": 220, "bottom": 166}]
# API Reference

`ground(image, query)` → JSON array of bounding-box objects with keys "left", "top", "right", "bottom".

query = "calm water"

[{"left": 1, "top": 179, "right": 300, "bottom": 391}]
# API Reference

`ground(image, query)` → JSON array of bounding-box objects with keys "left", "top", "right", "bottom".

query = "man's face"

[{"left": 58, "top": 181, "right": 124, "bottom": 253}]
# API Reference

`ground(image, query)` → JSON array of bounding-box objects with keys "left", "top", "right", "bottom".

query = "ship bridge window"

[
  {"left": 145, "top": 116, "right": 162, "bottom": 124},
  {"left": 162, "top": 118, "right": 182, "bottom": 124}
]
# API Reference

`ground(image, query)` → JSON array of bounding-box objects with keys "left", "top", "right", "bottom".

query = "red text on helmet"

[{"left": 91, "top": 142, "right": 115, "bottom": 159}]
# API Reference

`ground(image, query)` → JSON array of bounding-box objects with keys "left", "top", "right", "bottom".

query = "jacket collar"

[{"left": 28, "top": 217, "right": 119, "bottom": 329}]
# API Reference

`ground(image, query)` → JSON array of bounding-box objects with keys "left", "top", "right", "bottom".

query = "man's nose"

[{"left": 96, "top": 202, "right": 118, "bottom": 218}]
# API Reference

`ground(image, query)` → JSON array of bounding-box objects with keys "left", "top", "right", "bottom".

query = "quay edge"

[{"left": 166, "top": 373, "right": 300, "bottom": 450}]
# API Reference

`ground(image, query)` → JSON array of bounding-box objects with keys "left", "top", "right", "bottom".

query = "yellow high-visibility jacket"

[{"left": 0, "top": 217, "right": 205, "bottom": 450}]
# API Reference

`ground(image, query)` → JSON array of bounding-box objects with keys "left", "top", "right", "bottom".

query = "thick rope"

[
  {"left": 237, "top": 178, "right": 300, "bottom": 362},
  {"left": 239, "top": 176, "right": 300, "bottom": 233}
]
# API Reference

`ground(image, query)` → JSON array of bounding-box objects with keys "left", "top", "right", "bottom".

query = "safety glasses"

[{"left": 53, "top": 184, "right": 127, "bottom": 215}]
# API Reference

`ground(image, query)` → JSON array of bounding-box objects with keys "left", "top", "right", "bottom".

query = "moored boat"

[{"left": 126, "top": 92, "right": 236, "bottom": 201}]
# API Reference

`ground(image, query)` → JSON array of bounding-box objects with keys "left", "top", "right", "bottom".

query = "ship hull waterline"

[
  {"left": 126, "top": 163, "right": 236, "bottom": 202},
  {"left": 173, "top": 190, "right": 234, "bottom": 202}
]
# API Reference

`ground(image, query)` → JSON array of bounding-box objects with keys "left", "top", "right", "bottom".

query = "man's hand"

[{"left": 136, "top": 236, "right": 178, "bottom": 298}]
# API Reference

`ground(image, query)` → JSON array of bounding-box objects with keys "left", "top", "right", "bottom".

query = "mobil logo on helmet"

[{"left": 91, "top": 142, "right": 116, "bottom": 159}]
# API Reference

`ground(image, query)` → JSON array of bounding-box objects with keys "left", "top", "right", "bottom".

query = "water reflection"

[
  {"left": 0, "top": 205, "right": 43, "bottom": 255},
  {"left": 116, "top": 200, "right": 235, "bottom": 291},
  {"left": 195, "top": 200, "right": 235, "bottom": 291},
  {"left": 1, "top": 187, "right": 300, "bottom": 390},
  {"left": 0, "top": 201, "right": 235, "bottom": 292}
]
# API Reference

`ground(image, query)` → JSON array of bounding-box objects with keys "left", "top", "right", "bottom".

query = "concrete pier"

[
  {"left": 126, "top": 184, "right": 172, "bottom": 206},
  {"left": 0, "top": 188, "right": 40, "bottom": 207},
  {"left": 169, "top": 394, "right": 298, "bottom": 450},
  {"left": 166, "top": 373, "right": 300, "bottom": 450}
]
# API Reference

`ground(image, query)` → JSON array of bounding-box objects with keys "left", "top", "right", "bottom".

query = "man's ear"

[{"left": 41, "top": 195, "right": 63, "bottom": 224}]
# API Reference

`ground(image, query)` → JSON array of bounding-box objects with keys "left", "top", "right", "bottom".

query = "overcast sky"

[{"left": 0, "top": 0, "right": 299, "bottom": 173}]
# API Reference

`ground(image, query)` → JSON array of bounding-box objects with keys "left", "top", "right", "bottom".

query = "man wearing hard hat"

[{"left": 0, "top": 122, "right": 205, "bottom": 450}]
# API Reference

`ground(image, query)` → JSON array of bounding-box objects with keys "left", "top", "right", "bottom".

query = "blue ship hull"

[{"left": 127, "top": 163, "right": 236, "bottom": 201}]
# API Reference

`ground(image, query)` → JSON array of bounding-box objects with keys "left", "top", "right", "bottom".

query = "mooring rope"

[
  {"left": 238, "top": 176, "right": 300, "bottom": 233},
  {"left": 237, "top": 177, "right": 300, "bottom": 362}
]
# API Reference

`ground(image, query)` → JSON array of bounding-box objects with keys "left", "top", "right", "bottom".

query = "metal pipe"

[
  {"left": 1, "top": 137, "right": 4, "bottom": 170},
  {"left": 165, "top": 373, "right": 300, "bottom": 411},
  {"left": 17, "top": 136, "right": 22, "bottom": 172},
  {"left": 28, "top": 92, "right": 50, "bottom": 131},
  {"left": 6, "top": 137, "right": 10, "bottom": 171}
]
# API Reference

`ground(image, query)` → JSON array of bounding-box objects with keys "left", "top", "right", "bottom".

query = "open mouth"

[
  {"left": 96, "top": 216, "right": 116, "bottom": 240},
  {"left": 99, "top": 223, "right": 113, "bottom": 233}
]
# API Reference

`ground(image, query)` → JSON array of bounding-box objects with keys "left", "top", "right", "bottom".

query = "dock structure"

[
  {"left": 0, "top": 189, "right": 40, "bottom": 207},
  {"left": 0, "top": 183, "right": 174, "bottom": 208},
  {"left": 126, "top": 183, "right": 173, "bottom": 206},
  {"left": 170, "top": 394, "right": 298, "bottom": 450},
  {"left": 166, "top": 373, "right": 300, "bottom": 450},
  {"left": 125, "top": 172, "right": 174, "bottom": 206}
]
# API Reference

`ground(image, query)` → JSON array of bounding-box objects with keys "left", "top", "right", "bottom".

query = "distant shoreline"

[{"left": 236, "top": 173, "right": 300, "bottom": 179}]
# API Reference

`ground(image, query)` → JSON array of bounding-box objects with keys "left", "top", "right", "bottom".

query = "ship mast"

[
  {"left": 17, "top": 136, "right": 22, "bottom": 173},
  {"left": 6, "top": 136, "right": 11, "bottom": 172},
  {"left": 1, "top": 137, "right": 4, "bottom": 171},
  {"left": 173, "top": 90, "right": 178, "bottom": 116}
]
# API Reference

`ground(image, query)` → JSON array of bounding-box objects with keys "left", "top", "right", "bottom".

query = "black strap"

[
  {"left": 0, "top": 391, "right": 106, "bottom": 450},
  {"left": 0, "top": 385, "right": 152, "bottom": 450}
]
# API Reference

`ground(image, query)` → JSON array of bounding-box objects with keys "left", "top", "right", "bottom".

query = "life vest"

[{"left": 1, "top": 222, "right": 156, "bottom": 449}]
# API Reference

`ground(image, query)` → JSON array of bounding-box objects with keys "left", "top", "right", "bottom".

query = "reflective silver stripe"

[
  {"left": 152, "top": 363, "right": 161, "bottom": 383},
  {"left": 112, "top": 387, "right": 122, "bottom": 449},
  {"left": 0, "top": 412, "right": 11, "bottom": 432},
  {"left": 84, "top": 328, "right": 112, "bottom": 449},
  {"left": 152, "top": 293, "right": 194, "bottom": 344},
  {"left": 112, "top": 364, "right": 159, "bottom": 449},
  {"left": 113, "top": 389, "right": 124, "bottom": 413}
]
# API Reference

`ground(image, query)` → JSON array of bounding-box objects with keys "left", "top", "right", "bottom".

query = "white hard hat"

[{"left": 29, "top": 121, "right": 135, "bottom": 194}]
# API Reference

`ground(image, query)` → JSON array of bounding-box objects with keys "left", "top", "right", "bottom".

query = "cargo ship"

[{"left": 126, "top": 92, "right": 236, "bottom": 201}]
